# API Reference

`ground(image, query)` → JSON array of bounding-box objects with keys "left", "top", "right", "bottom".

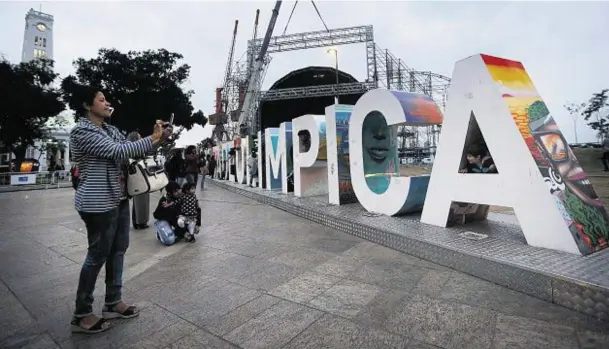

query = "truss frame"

[
  {"left": 260, "top": 82, "right": 375, "bottom": 101},
  {"left": 248, "top": 25, "right": 373, "bottom": 54},
  {"left": 220, "top": 23, "right": 451, "bottom": 151}
]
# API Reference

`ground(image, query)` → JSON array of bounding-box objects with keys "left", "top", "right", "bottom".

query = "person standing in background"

[
  {"left": 128, "top": 131, "right": 151, "bottom": 230},
  {"left": 184, "top": 145, "right": 199, "bottom": 187},
  {"left": 602, "top": 135, "right": 609, "bottom": 171},
  {"left": 248, "top": 152, "right": 258, "bottom": 187},
  {"left": 199, "top": 154, "right": 208, "bottom": 190},
  {"left": 166, "top": 149, "right": 184, "bottom": 183},
  {"left": 207, "top": 155, "right": 216, "bottom": 179}
]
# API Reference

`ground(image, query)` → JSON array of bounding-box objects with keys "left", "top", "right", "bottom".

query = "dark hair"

[
  {"left": 186, "top": 145, "right": 196, "bottom": 154},
  {"left": 182, "top": 182, "right": 195, "bottom": 192},
  {"left": 69, "top": 84, "right": 102, "bottom": 118},
  {"left": 466, "top": 147, "right": 485, "bottom": 158},
  {"left": 127, "top": 131, "right": 140, "bottom": 142},
  {"left": 165, "top": 181, "right": 180, "bottom": 194}
]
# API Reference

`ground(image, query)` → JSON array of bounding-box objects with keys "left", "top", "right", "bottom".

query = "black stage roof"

[{"left": 259, "top": 66, "right": 365, "bottom": 131}]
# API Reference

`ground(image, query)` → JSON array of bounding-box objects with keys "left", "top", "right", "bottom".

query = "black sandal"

[
  {"left": 71, "top": 317, "right": 112, "bottom": 334},
  {"left": 102, "top": 303, "right": 140, "bottom": 319}
]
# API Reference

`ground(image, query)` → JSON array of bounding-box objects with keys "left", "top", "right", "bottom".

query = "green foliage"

[
  {"left": 0, "top": 58, "right": 66, "bottom": 160},
  {"left": 199, "top": 137, "right": 216, "bottom": 150},
  {"left": 582, "top": 89, "right": 609, "bottom": 138},
  {"left": 527, "top": 101, "right": 550, "bottom": 123},
  {"left": 563, "top": 190, "right": 609, "bottom": 245},
  {"left": 61, "top": 48, "right": 207, "bottom": 135}
]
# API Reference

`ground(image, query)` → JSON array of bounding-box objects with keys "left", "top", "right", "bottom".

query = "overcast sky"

[{"left": 1, "top": 1, "right": 608, "bottom": 146}]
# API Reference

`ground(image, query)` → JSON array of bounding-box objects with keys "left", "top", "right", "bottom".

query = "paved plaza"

[{"left": 0, "top": 186, "right": 608, "bottom": 349}]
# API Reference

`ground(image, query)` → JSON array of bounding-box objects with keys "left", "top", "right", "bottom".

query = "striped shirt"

[{"left": 70, "top": 119, "right": 154, "bottom": 213}]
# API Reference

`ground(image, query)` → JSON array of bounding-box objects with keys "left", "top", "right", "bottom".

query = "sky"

[{"left": 1, "top": 0, "right": 608, "bottom": 146}]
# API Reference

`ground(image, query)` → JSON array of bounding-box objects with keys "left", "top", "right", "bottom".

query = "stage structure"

[{"left": 210, "top": 20, "right": 451, "bottom": 155}]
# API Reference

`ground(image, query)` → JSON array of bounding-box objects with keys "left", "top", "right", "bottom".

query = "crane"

[
  {"left": 238, "top": 0, "right": 283, "bottom": 137},
  {"left": 211, "top": 19, "right": 239, "bottom": 142}
]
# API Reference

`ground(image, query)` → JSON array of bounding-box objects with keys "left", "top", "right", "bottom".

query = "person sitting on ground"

[
  {"left": 177, "top": 182, "right": 201, "bottom": 242},
  {"left": 449, "top": 147, "right": 496, "bottom": 227},
  {"left": 152, "top": 181, "right": 186, "bottom": 244}
]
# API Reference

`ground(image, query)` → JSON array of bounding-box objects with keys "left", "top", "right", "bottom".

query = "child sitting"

[
  {"left": 177, "top": 182, "right": 201, "bottom": 242},
  {"left": 448, "top": 147, "right": 497, "bottom": 226},
  {"left": 458, "top": 148, "right": 497, "bottom": 174}
]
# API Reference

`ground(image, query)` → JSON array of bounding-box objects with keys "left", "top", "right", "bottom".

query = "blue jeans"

[
  {"left": 74, "top": 200, "right": 130, "bottom": 317},
  {"left": 185, "top": 173, "right": 198, "bottom": 187}
]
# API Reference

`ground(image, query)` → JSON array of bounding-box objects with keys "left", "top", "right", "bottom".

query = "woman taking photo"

[{"left": 69, "top": 86, "right": 170, "bottom": 333}]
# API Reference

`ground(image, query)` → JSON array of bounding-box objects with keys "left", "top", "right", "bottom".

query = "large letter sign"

[
  {"left": 265, "top": 128, "right": 283, "bottom": 190},
  {"left": 257, "top": 131, "right": 265, "bottom": 188},
  {"left": 292, "top": 114, "right": 328, "bottom": 197},
  {"left": 223, "top": 141, "right": 232, "bottom": 180},
  {"left": 421, "top": 54, "right": 609, "bottom": 255},
  {"left": 236, "top": 136, "right": 250, "bottom": 185},
  {"left": 236, "top": 54, "right": 608, "bottom": 256},
  {"left": 280, "top": 122, "right": 293, "bottom": 194},
  {"left": 212, "top": 146, "right": 220, "bottom": 178},
  {"left": 349, "top": 89, "right": 443, "bottom": 216},
  {"left": 325, "top": 104, "right": 357, "bottom": 205}
]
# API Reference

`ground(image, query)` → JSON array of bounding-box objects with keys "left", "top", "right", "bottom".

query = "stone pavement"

[{"left": 0, "top": 186, "right": 608, "bottom": 349}]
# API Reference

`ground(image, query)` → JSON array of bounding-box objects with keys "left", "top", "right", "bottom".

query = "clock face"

[{"left": 36, "top": 23, "right": 46, "bottom": 32}]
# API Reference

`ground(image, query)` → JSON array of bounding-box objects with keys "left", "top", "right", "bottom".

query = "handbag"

[{"left": 127, "top": 158, "right": 169, "bottom": 196}]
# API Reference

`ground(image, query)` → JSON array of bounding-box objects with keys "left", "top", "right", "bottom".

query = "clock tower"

[{"left": 21, "top": 8, "right": 54, "bottom": 63}]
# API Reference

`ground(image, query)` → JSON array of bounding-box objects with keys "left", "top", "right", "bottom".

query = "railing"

[{"left": 0, "top": 170, "right": 72, "bottom": 191}]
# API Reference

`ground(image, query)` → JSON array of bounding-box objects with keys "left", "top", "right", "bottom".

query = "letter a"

[{"left": 421, "top": 54, "right": 609, "bottom": 255}]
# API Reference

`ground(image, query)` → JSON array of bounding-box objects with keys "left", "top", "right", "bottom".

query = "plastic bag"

[{"left": 154, "top": 220, "right": 176, "bottom": 246}]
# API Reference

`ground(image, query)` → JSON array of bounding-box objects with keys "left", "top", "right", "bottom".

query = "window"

[
  {"left": 34, "top": 36, "right": 38, "bottom": 45},
  {"left": 33, "top": 49, "right": 46, "bottom": 58},
  {"left": 43, "top": 38, "right": 46, "bottom": 47}
]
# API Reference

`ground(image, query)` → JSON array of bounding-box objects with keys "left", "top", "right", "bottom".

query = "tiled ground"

[{"left": 0, "top": 185, "right": 608, "bottom": 349}]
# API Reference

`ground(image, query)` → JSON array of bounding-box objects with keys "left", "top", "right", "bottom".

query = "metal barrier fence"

[{"left": 0, "top": 170, "right": 72, "bottom": 191}]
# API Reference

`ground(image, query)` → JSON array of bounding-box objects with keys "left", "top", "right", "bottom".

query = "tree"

[
  {"left": 199, "top": 137, "right": 216, "bottom": 150},
  {"left": 582, "top": 89, "right": 609, "bottom": 139},
  {"left": 0, "top": 58, "right": 66, "bottom": 164},
  {"left": 564, "top": 102, "right": 586, "bottom": 144},
  {"left": 61, "top": 48, "right": 207, "bottom": 136}
]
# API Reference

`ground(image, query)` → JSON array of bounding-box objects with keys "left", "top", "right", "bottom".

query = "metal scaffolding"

[
  {"left": 260, "top": 82, "right": 376, "bottom": 101},
  {"left": 219, "top": 24, "right": 451, "bottom": 152},
  {"left": 249, "top": 25, "right": 374, "bottom": 54}
]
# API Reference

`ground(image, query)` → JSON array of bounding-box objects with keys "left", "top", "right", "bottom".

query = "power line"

[
  {"left": 310, "top": 1, "right": 329, "bottom": 32},
  {"left": 282, "top": 0, "right": 299, "bottom": 36}
]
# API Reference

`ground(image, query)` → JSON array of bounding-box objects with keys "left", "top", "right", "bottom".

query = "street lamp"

[{"left": 327, "top": 48, "right": 339, "bottom": 104}]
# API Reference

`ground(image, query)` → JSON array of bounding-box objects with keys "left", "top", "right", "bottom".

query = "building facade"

[{"left": 21, "top": 8, "right": 54, "bottom": 62}]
